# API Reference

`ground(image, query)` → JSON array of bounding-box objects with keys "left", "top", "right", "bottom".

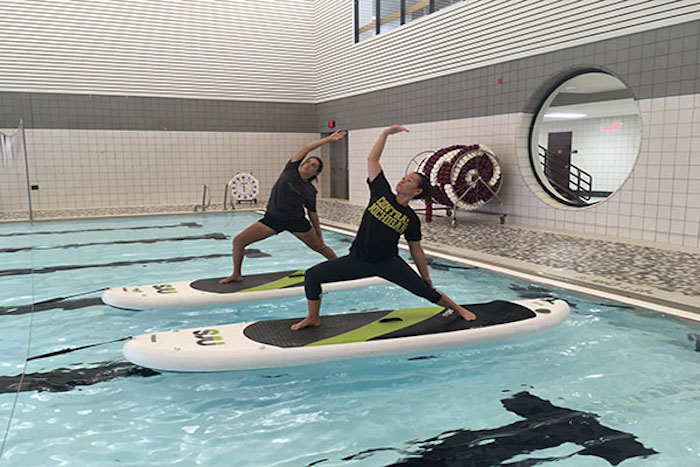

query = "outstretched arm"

[
  {"left": 408, "top": 240, "right": 432, "bottom": 288},
  {"left": 368, "top": 125, "right": 408, "bottom": 181},
  {"left": 290, "top": 130, "right": 347, "bottom": 163}
]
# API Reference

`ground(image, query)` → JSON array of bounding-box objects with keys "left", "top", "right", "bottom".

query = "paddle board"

[
  {"left": 123, "top": 298, "right": 569, "bottom": 372},
  {"left": 102, "top": 269, "right": 385, "bottom": 310}
]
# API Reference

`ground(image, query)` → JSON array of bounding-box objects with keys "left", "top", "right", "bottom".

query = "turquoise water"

[{"left": 1, "top": 212, "right": 699, "bottom": 466}]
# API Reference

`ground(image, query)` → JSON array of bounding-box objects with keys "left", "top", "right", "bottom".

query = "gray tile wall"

[
  {"left": 0, "top": 93, "right": 317, "bottom": 133},
  {"left": 317, "top": 20, "right": 700, "bottom": 131}
]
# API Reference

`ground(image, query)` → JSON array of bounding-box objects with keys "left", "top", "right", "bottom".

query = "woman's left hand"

[
  {"left": 385, "top": 125, "right": 408, "bottom": 135},
  {"left": 328, "top": 130, "right": 347, "bottom": 141}
]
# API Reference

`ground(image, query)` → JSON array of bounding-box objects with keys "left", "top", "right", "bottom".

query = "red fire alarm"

[{"left": 328, "top": 120, "right": 336, "bottom": 129}]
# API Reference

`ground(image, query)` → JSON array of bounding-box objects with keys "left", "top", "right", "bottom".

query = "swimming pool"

[{"left": 1, "top": 212, "right": 698, "bottom": 466}]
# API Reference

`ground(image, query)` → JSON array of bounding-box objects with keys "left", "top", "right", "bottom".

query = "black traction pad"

[
  {"left": 244, "top": 310, "right": 394, "bottom": 347},
  {"left": 190, "top": 270, "right": 302, "bottom": 294},
  {"left": 374, "top": 300, "right": 534, "bottom": 340},
  {"left": 243, "top": 300, "right": 536, "bottom": 348}
]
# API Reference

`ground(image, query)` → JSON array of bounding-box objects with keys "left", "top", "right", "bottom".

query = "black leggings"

[{"left": 304, "top": 254, "right": 442, "bottom": 303}]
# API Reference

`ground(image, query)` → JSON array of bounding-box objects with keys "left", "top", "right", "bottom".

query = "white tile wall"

[
  {"left": 347, "top": 93, "right": 700, "bottom": 248},
  {"left": 3, "top": 93, "right": 698, "bottom": 249},
  {"left": 0, "top": 130, "right": 319, "bottom": 214},
  {"left": 0, "top": 130, "right": 29, "bottom": 212}
]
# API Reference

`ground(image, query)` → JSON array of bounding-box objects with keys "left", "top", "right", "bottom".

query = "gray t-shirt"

[{"left": 266, "top": 160, "right": 317, "bottom": 220}]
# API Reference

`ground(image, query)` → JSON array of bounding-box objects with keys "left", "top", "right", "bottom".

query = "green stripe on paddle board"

[
  {"left": 305, "top": 306, "right": 445, "bottom": 346},
  {"left": 237, "top": 270, "right": 306, "bottom": 293}
]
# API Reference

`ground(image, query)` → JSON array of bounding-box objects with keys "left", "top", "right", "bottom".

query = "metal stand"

[
  {"left": 405, "top": 150, "right": 435, "bottom": 175},
  {"left": 235, "top": 199, "right": 258, "bottom": 208},
  {"left": 447, "top": 175, "right": 507, "bottom": 226}
]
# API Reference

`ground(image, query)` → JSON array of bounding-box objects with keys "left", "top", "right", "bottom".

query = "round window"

[{"left": 529, "top": 71, "right": 641, "bottom": 206}]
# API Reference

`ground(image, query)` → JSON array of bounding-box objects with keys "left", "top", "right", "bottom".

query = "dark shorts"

[{"left": 259, "top": 212, "right": 312, "bottom": 234}]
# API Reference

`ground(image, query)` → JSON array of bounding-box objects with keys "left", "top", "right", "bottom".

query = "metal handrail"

[
  {"left": 222, "top": 182, "right": 235, "bottom": 211},
  {"left": 194, "top": 184, "right": 210, "bottom": 212},
  {"left": 538, "top": 145, "right": 592, "bottom": 203}
]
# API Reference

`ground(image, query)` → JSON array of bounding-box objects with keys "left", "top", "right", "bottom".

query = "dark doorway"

[
  {"left": 546, "top": 131, "right": 573, "bottom": 197},
  {"left": 325, "top": 132, "right": 348, "bottom": 200}
]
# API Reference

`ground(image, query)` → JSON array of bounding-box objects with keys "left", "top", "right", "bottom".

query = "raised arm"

[
  {"left": 368, "top": 125, "right": 408, "bottom": 181},
  {"left": 290, "top": 130, "right": 347, "bottom": 163}
]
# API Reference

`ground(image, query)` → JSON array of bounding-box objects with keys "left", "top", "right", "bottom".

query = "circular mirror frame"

[{"left": 525, "top": 67, "right": 642, "bottom": 208}]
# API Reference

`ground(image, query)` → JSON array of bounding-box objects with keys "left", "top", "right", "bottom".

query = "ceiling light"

[{"left": 544, "top": 112, "right": 587, "bottom": 119}]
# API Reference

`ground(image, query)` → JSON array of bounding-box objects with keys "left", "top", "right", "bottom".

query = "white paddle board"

[
  {"left": 102, "top": 269, "right": 385, "bottom": 310},
  {"left": 123, "top": 298, "right": 569, "bottom": 372}
]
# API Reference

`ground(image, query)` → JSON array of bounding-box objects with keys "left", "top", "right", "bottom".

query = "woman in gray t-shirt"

[{"left": 220, "top": 131, "right": 345, "bottom": 283}]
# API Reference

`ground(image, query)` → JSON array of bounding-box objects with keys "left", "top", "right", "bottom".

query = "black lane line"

[
  {"left": 0, "top": 253, "right": 231, "bottom": 277},
  {"left": 332, "top": 391, "right": 657, "bottom": 466},
  {"left": 0, "top": 233, "right": 228, "bottom": 253},
  {"left": 0, "top": 362, "right": 159, "bottom": 394},
  {"left": 28, "top": 337, "right": 130, "bottom": 361},
  {"left": 425, "top": 257, "right": 476, "bottom": 271},
  {"left": 509, "top": 283, "right": 558, "bottom": 299},
  {"left": 0, "top": 222, "right": 202, "bottom": 238},
  {"left": 1, "top": 297, "right": 104, "bottom": 317},
  {"left": 689, "top": 333, "right": 700, "bottom": 352},
  {"left": 243, "top": 248, "right": 271, "bottom": 258},
  {"left": 0, "top": 246, "right": 272, "bottom": 277}
]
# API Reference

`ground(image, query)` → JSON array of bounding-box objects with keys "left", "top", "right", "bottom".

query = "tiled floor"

[{"left": 316, "top": 199, "right": 700, "bottom": 317}]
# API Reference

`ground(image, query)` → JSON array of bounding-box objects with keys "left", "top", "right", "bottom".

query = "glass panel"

[
  {"left": 529, "top": 72, "right": 642, "bottom": 206},
  {"left": 379, "top": 0, "right": 402, "bottom": 34},
  {"left": 357, "top": 0, "right": 377, "bottom": 41},
  {"left": 406, "top": 0, "right": 431, "bottom": 22},
  {"left": 435, "top": 0, "right": 463, "bottom": 11}
]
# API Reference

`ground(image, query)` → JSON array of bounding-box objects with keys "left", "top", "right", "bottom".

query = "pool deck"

[{"left": 316, "top": 199, "right": 700, "bottom": 319}]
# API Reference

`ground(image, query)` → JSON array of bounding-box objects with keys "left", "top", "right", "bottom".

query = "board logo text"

[
  {"left": 153, "top": 284, "right": 177, "bottom": 294},
  {"left": 193, "top": 329, "right": 224, "bottom": 346}
]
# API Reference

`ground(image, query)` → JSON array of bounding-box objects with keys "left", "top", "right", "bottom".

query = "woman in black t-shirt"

[
  {"left": 220, "top": 131, "right": 346, "bottom": 284},
  {"left": 292, "top": 125, "right": 475, "bottom": 330}
]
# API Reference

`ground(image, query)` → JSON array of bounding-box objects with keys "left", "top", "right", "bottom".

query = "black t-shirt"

[
  {"left": 350, "top": 171, "right": 422, "bottom": 261},
  {"left": 266, "top": 160, "right": 317, "bottom": 220}
]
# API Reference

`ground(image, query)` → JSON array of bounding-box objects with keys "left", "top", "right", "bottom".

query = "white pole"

[{"left": 20, "top": 119, "right": 33, "bottom": 221}]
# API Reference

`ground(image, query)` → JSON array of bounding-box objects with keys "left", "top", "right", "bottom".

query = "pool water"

[{"left": 1, "top": 212, "right": 699, "bottom": 466}]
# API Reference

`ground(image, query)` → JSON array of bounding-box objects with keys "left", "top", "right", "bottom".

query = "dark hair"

[
  {"left": 413, "top": 172, "right": 432, "bottom": 200},
  {"left": 307, "top": 156, "right": 324, "bottom": 182}
]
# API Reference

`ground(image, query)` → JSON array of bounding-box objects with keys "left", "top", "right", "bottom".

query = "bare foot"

[
  {"left": 456, "top": 306, "right": 476, "bottom": 321},
  {"left": 219, "top": 274, "right": 242, "bottom": 284},
  {"left": 291, "top": 317, "right": 321, "bottom": 331}
]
